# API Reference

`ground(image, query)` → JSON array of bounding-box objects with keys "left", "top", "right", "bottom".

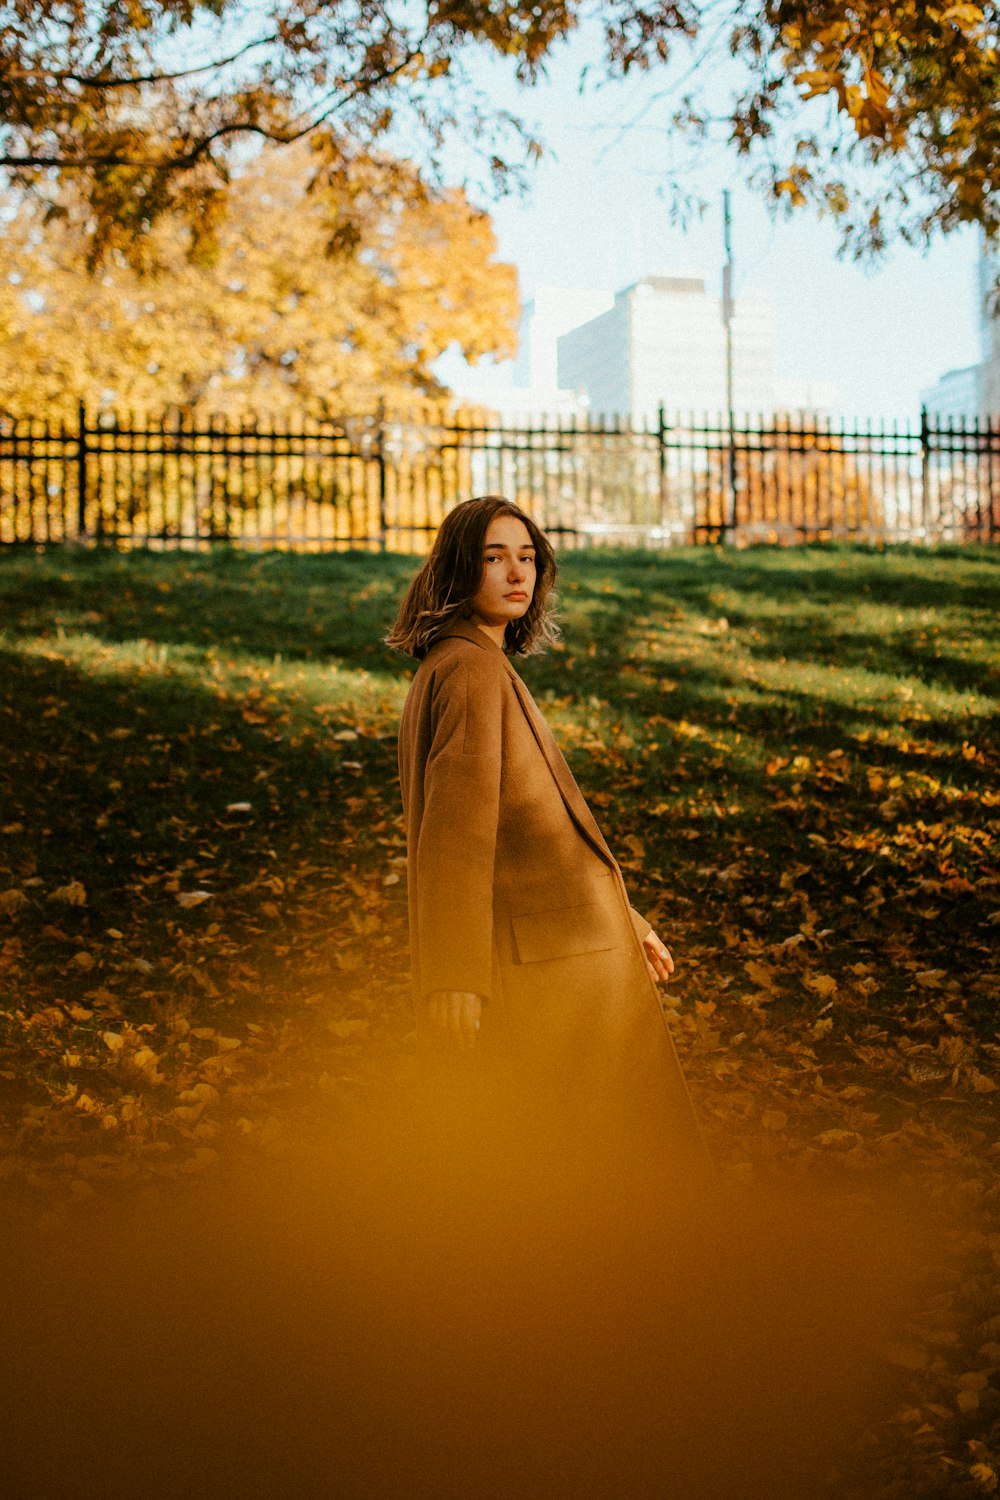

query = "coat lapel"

[
  {"left": 505, "top": 671, "right": 618, "bottom": 870},
  {"left": 434, "top": 618, "right": 617, "bottom": 871}
]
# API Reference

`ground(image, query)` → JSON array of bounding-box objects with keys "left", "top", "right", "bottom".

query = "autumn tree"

[
  {"left": 714, "top": 2, "right": 1000, "bottom": 253},
  {"left": 0, "top": 0, "right": 554, "bottom": 267},
  {"left": 0, "top": 145, "right": 518, "bottom": 417},
  {"left": 2, "top": 1, "right": 999, "bottom": 263}
]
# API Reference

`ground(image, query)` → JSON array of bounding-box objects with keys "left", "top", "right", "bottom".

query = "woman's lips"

[{"left": 505, "top": 591, "right": 528, "bottom": 599}]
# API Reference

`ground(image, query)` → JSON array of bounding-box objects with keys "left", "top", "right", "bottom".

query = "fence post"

[
  {"left": 990, "top": 415, "right": 998, "bottom": 546},
  {"left": 375, "top": 400, "right": 387, "bottom": 551},
  {"left": 76, "top": 399, "right": 87, "bottom": 538},
  {"left": 657, "top": 403, "right": 668, "bottom": 536},
  {"left": 725, "top": 410, "right": 738, "bottom": 543},
  {"left": 919, "top": 404, "right": 930, "bottom": 543}
]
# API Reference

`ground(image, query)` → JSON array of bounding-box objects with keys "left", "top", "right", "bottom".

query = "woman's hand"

[
  {"left": 642, "top": 930, "right": 675, "bottom": 986},
  {"left": 423, "top": 990, "right": 483, "bottom": 1052}
]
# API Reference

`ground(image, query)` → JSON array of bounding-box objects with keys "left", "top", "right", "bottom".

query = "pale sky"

[{"left": 433, "top": 29, "right": 982, "bottom": 421}]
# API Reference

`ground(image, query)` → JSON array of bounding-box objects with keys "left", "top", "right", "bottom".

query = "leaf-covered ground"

[{"left": 1, "top": 541, "right": 998, "bottom": 1496}]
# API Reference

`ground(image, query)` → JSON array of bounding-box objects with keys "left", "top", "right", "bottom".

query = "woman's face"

[{"left": 467, "top": 514, "right": 537, "bottom": 633}]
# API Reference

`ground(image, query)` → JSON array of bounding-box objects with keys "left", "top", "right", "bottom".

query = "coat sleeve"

[
  {"left": 414, "top": 655, "right": 503, "bottom": 1004},
  {"left": 628, "top": 905, "right": 652, "bottom": 943}
]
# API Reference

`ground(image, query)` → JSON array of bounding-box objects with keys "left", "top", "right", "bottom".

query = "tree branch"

[
  {"left": 5, "top": 33, "right": 285, "bottom": 89},
  {"left": 0, "top": 47, "right": 424, "bottom": 173}
]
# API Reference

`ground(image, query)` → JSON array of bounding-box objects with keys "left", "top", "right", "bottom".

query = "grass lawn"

[{"left": 1, "top": 539, "right": 998, "bottom": 1490}]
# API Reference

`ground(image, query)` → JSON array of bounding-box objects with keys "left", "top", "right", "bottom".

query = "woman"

[{"left": 386, "top": 496, "right": 707, "bottom": 1169}]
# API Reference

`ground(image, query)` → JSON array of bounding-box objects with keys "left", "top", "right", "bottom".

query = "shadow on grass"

[
  {"left": 0, "top": 546, "right": 419, "bottom": 680},
  {"left": 563, "top": 541, "right": 1000, "bottom": 614},
  {"left": 4, "top": 543, "right": 998, "bottom": 687},
  {"left": 0, "top": 640, "right": 407, "bottom": 1035},
  {"left": 1, "top": 542, "right": 996, "bottom": 1036},
  {"left": 523, "top": 616, "right": 994, "bottom": 769},
  {"left": 554, "top": 546, "right": 999, "bottom": 699}
]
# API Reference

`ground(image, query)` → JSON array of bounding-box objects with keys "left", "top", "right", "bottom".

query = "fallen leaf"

[
  {"left": 813, "top": 1129, "right": 862, "bottom": 1148},
  {"left": 884, "top": 1340, "right": 929, "bottom": 1371},
  {"left": 178, "top": 1082, "right": 220, "bottom": 1106},
  {"left": 329, "top": 1019, "right": 370, "bottom": 1039},
  {"left": 176, "top": 891, "right": 213, "bottom": 909},
  {"left": 122, "top": 957, "right": 155, "bottom": 975},
  {"left": 803, "top": 973, "right": 838, "bottom": 998},
  {"left": 131, "top": 1047, "right": 167, "bottom": 1084},
  {"left": 745, "top": 960, "right": 777, "bottom": 990},
  {"left": 49, "top": 880, "right": 87, "bottom": 906}
]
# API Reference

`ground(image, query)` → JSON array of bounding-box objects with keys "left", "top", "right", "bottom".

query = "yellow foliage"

[
  {"left": 0, "top": 145, "right": 518, "bottom": 420},
  {"left": 767, "top": 0, "right": 1000, "bottom": 245}
]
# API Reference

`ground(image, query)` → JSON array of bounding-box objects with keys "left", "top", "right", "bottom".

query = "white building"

[
  {"left": 512, "top": 285, "right": 615, "bottom": 396},
  {"left": 920, "top": 365, "right": 984, "bottom": 422},
  {"left": 440, "top": 285, "right": 611, "bottom": 423},
  {"left": 978, "top": 244, "right": 999, "bottom": 361},
  {"left": 922, "top": 237, "right": 1000, "bottom": 418},
  {"left": 979, "top": 244, "right": 1000, "bottom": 415},
  {"left": 556, "top": 274, "right": 776, "bottom": 424}
]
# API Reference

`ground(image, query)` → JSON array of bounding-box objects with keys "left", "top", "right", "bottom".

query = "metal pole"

[
  {"left": 722, "top": 190, "right": 737, "bottom": 541},
  {"left": 657, "top": 402, "right": 668, "bottom": 537},
  {"left": 76, "top": 398, "right": 87, "bottom": 539},
  {"left": 919, "top": 403, "right": 930, "bottom": 543}
]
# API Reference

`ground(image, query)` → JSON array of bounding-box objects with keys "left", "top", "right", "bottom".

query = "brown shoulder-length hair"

[{"left": 384, "top": 496, "right": 559, "bottom": 660}]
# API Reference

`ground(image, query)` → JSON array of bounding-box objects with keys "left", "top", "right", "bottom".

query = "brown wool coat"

[{"left": 397, "top": 617, "right": 705, "bottom": 1153}]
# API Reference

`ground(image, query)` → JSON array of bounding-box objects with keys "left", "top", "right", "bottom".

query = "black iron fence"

[{"left": 1, "top": 402, "right": 997, "bottom": 549}]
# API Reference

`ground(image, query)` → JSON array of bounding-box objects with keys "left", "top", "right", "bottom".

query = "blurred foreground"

[{"left": 3, "top": 1073, "right": 938, "bottom": 1500}]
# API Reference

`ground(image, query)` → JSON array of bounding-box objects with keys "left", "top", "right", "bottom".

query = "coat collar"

[{"left": 433, "top": 616, "right": 512, "bottom": 661}]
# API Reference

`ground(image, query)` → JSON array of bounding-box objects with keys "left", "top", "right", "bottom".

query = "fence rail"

[{"left": 1, "top": 402, "right": 997, "bottom": 549}]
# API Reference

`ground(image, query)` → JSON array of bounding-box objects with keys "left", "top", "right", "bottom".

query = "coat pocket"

[{"left": 510, "top": 899, "right": 621, "bottom": 965}]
